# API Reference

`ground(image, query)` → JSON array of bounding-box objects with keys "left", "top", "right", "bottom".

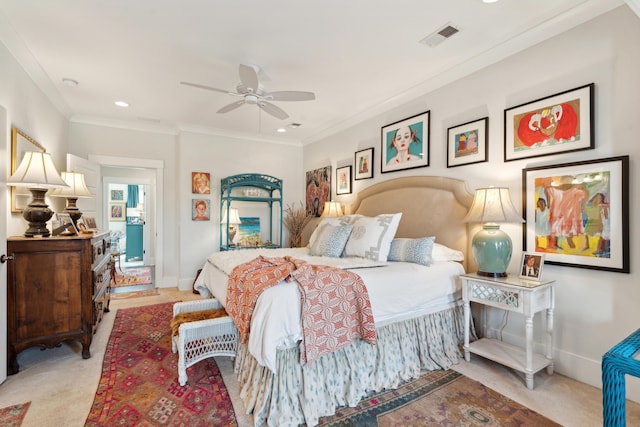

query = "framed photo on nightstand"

[{"left": 519, "top": 252, "right": 544, "bottom": 281}]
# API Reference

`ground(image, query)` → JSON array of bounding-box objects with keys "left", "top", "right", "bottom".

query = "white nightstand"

[{"left": 461, "top": 273, "right": 555, "bottom": 389}]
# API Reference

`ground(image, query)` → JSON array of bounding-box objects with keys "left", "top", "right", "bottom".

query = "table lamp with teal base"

[{"left": 463, "top": 187, "right": 524, "bottom": 277}]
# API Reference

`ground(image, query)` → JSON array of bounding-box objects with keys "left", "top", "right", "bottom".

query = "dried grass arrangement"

[{"left": 283, "top": 202, "right": 314, "bottom": 248}]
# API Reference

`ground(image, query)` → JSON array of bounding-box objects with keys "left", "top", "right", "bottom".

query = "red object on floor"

[{"left": 85, "top": 302, "right": 237, "bottom": 426}]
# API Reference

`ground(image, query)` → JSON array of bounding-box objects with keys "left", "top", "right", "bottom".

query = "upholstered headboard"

[
  {"left": 302, "top": 176, "right": 475, "bottom": 271},
  {"left": 349, "top": 176, "right": 474, "bottom": 271}
]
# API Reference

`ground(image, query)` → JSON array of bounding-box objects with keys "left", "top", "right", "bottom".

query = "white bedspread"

[{"left": 194, "top": 247, "right": 464, "bottom": 372}]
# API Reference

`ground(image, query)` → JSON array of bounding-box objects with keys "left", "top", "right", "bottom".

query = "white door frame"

[
  {"left": 89, "top": 155, "right": 164, "bottom": 285},
  {"left": 0, "top": 106, "right": 8, "bottom": 383}
]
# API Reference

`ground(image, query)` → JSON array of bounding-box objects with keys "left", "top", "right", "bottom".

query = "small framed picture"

[
  {"left": 109, "top": 202, "right": 126, "bottom": 221},
  {"left": 110, "top": 189, "right": 124, "bottom": 201},
  {"left": 192, "top": 172, "right": 211, "bottom": 194},
  {"left": 84, "top": 216, "right": 98, "bottom": 230},
  {"left": 447, "top": 117, "right": 488, "bottom": 168},
  {"left": 336, "top": 165, "right": 352, "bottom": 195},
  {"left": 192, "top": 199, "right": 210, "bottom": 221},
  {"left": 55, "top": 213, "right": 79, "bottom": 236},
  {"left": 354, "top": 147, "right": 374, "bottom": 180},
  {"left": 75, "top": 217, "right": 92, "bottom": 234},
  {"left": 519, "top": 252, "right": 544, "bottom": 281}
]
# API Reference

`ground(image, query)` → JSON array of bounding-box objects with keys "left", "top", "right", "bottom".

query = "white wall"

[
  {"left": 177, "top": 130, "right": 303, "bottom": 289},
  {"left": 1, "top": 42, "right": 70, "bottom": 236},
  {"left": 0, "top": 40, "right": 70, "bottom": 383},
  {"left": 304, "top": 6, "right": 640, "bottom": 399},
  {"left": 67, "top": 124, "right": 304, "bottom": 290},
  {"left": 68, "top": 123, "right": 179, "bottom": 284}
]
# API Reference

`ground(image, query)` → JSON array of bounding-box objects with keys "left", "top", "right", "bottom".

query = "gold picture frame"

[
  {"left": 109, "top": 202, "right": 126, "bottom": 221},
  {"left": 10, "top": 128, "right": 46, "bottom": 213}
]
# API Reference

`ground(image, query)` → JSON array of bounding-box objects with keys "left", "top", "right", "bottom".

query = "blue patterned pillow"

[
  {"left": 388, "top": 237, "right": 436, "bottom": 266},
  {"left": 309, "top": 224, "right": 354, "bottom": 258}
]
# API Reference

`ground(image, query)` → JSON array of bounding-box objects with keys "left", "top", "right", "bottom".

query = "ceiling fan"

[{"left": 181, "top": 64, "right": 315, "bottom": 120}]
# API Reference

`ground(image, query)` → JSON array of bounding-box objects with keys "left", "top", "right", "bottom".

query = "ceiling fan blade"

[
  {"left": 238, "top": 64, "right": 259, "bottom": 93},
  {"left": 259, "top": 101, "right": 289, "bottom": 120},
  {"left": 217, "top": 100, "right": 246, "bottom": 114},
  {"left": 266, "top": 91, "right": 316, "bottom": 102},
  {"left": 180, "top": 81, "right": 231, "bottom": 94}
]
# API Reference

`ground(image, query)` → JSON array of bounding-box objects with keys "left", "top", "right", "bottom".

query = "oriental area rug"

[
  {"left": 85, "top": 302, "right": 237, "bottom": 426},
  {"left": 0, "top": 401, "right": 31, "bottom": 427},
  {"left": 113, "top": 266, "right": 153, "bottom": 287},
  {"left": 317, "top": 369, "right": 561, "bottom": 427}
]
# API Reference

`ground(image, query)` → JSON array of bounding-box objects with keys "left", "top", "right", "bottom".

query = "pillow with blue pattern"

[
  {"left": 388, "top": 237, "right": 436, "bottom": 266},
  {"left": 309, "top": 224, "right": 354, "bottom": 258}
]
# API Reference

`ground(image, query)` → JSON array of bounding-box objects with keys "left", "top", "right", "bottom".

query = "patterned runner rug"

[
  {"left": 110, "top": 288, "right": 160, "bottom": 299},
  {"left": 317, "top": 369, "right": 561, "bottom": 426},
  {"left": 0, "top": 401, "right": 30, "bottom": 427},
  {"left": 113, "top": 266, "right": 153, "bottom": 287},
  {"left": 85, "top": 302, "right": 237, "bottom": 426}
]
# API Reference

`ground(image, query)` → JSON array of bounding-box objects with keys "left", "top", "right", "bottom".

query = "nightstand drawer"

[{"left": 468, "top": 280, "right": 524, "bottom": 312}]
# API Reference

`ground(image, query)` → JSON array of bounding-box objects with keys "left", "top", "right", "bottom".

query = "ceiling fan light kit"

[{"left": 181, "top": 63, "right": 315, "bottom": 120}]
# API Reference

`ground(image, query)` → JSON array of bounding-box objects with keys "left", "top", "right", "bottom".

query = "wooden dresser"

[{"left": 6, "top": 231, "right": 111, "bottom": 374}]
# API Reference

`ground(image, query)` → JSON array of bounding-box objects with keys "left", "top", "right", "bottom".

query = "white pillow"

[
  {"left": 343, "top": 213, "right": 402, "bottom": 261},
  {"left": 307, "top": 214, "right": 362, "bottom": 248},
  {"left": 388, "top": 237, "right": 436, "bottom": 266},
  {"left": 309, "top": 224, "right": 353, "bottom": 258},
  {"left": 432, "top": 243, "right": 464, "bottom": 262}
]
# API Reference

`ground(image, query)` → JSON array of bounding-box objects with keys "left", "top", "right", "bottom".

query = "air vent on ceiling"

[{"left": 419, "top": 23, "right": 460, "bottom": 47}]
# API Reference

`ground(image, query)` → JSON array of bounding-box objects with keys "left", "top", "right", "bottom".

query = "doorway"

[
  {"left": 90, "top": 154, "right": 164, "bottom": 288},
  {"left": 107, "top": 183, "right": 146, "bottom": 269}
]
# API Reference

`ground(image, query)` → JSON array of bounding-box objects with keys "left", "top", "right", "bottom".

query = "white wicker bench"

[{"left": 171, "top": 299, "right": 238, "bottom": 386}]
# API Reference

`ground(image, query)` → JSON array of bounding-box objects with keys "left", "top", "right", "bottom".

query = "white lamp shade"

[
  {"left": 7, "top": 152, "right": 68, "bottom": 189},
  {"left": 50, "top": 171, "right": 92, "bottom": 198},
  {"left": 322, "top": 201, "right": 343, "bottom": 218},
  {"left": 462, "top": 187, "right": 523, "bottom": 224},
  {"left": 221, "top": 207, "right": 241, "bottom": 225}
]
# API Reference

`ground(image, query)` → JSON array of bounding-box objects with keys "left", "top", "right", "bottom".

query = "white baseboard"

[{"left": 489, "top": 327, "right": 640, "bottom": 404}]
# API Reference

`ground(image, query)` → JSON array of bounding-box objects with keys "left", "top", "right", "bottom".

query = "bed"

[{"left": 194, "top": 176, "right": 475, "bottom": 426}]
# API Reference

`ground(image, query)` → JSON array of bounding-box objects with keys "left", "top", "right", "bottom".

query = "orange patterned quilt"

[{"left": 226, "top": 255, "right": 376, "bottom": 365}]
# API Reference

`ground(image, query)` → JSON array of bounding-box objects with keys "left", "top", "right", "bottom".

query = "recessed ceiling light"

[
  {"left": 482, "top": 0, "right": 499, "bottom": 3},
  {"left": 62, "top": 78, "right": 78, "bottom": 87},
  {"left": 276, "top": 128, "right": 287, "bottom": 133},
  {"left": 115, "top": 101, "right": 130, "bottom": 107},
  {"left": 288, "top": 123, "right": 302, "bottom": 129}
]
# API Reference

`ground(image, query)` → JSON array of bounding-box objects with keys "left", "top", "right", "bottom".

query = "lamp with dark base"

[
  {"left": 22, "top": 188, "right": 56, "bottom": 237},
  {"left": 7, "top": 152, "right": 69, "bottom": 238},
  {"left": 50, "top": 171, "right": 93, "bottom": 228},
  {"left": 463, "top": 187, "right": 524, "bottom": 278}
]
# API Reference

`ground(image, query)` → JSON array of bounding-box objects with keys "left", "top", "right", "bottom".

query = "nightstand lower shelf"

[{"left": 468, "top": 337, "right": 553, "bottom": 377}]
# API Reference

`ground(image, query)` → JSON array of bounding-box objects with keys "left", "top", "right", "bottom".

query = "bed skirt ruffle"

[{"left": 234, "top": 304, "right": 467, "bottom": 427}]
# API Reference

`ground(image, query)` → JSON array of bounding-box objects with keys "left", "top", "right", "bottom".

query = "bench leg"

[{"left": 602, "top": 356, "right": 627, "bottom": 427}]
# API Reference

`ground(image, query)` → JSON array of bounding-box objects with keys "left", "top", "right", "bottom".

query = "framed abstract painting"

[
  {"left": 522, "top": 155, "right": 628, "bottom": 273},
  {"left": 306, "top": 166, "right": 331, "bottom": 217},
  {"left": 505, "top": 83, "right": 594, "bottom": 162}
]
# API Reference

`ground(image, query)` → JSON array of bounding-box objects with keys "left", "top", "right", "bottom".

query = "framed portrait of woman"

[{"left": 381, "top": 111, "right": 430, "bottom": 174}]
